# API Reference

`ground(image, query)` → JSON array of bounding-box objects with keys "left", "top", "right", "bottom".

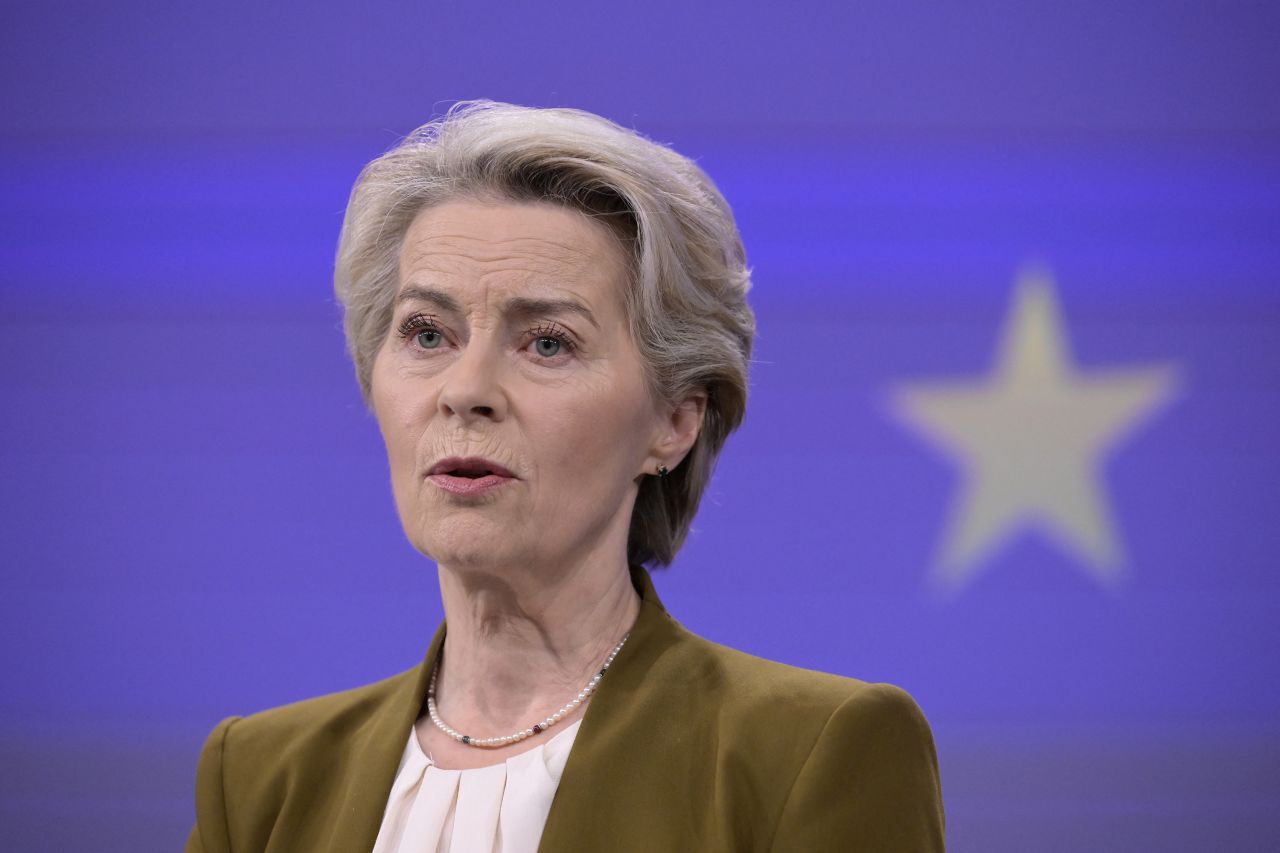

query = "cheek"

[
  {"left": 538, "top": 381, "right": 652, "bottom": 486},
  {"left": 371, "top": 363, "right": 425, "bottom": 489}
]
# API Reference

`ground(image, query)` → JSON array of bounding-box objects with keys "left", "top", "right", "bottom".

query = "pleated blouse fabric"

[{"left": 370, "top": 719, "right": 583, "bottom": 853}]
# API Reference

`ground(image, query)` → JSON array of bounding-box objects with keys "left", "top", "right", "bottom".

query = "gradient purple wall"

[{"left": 2, "top": 2, "right": 1278, "bottom": 850}]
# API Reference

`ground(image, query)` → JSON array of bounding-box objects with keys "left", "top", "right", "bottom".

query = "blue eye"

[
  {"left": 415, "top": 329, "right": 443, "bottom": 349},
  {"left": 527, "top": 323, "right": 577, "bottom": 360},
  {"left": 395, "top": 312, "right": 447, "bottom": 351}
]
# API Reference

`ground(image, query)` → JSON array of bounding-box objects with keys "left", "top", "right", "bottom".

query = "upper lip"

[{"left": 427, "top": 456, "right": 517, "bottom": 478}]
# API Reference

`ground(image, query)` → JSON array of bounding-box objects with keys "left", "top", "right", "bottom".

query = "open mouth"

[
  {"left": 427, "top": 459, "right": 516, "bottom": 496},
  {"left": 427, "top": 457, "right": 516, "bottom": 498},
  {"left": 448, "top": 468, "right": 493, "bottom": 479}
]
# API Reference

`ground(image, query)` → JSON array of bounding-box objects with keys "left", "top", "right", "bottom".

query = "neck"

[{"left": 432, "top": 555, "right": 642, "bottom": 736}]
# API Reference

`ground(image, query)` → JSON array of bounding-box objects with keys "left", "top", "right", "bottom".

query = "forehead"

[{"left": 397, "top": 198, "right": 629, "bottom": 308}]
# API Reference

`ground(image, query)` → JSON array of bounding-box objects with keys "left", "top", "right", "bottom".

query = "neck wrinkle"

[{"left": 433, "top": 559, "right": 641, "bottom": 733}]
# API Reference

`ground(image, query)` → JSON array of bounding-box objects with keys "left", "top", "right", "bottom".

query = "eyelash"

[{"left": 394, "top": 313, "right": 578, "bottom": 357}]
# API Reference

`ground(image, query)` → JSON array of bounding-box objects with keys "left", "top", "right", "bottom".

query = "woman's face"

[{"left": 370, "top": 198, "right": 672, "bottom": 576}]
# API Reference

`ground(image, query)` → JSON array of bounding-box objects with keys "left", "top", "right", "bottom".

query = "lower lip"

[{"left": 427, "top": 474, "right": 515, "bottom": 496}]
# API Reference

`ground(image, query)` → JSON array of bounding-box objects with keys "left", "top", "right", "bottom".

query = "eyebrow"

[{"left": 396, "top": 285, "right": 600, "bottom": 330}]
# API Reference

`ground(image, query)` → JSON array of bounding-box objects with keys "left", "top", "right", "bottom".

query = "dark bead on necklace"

[
  {"left": 462, "top": 735, "right": 471, "bottom": 745},
  {"left": 532, "top": 724, "right": 543, "bottom": 733}
]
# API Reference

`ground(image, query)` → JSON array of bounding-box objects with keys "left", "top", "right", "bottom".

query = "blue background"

[{"left": 2, "top": 1, "right": 1278, "bottom": 850}]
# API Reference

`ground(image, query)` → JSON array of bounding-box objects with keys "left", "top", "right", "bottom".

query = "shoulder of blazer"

[
  {"left": 216, "top": 665, "right": 413, "bottom": 788},
  {"left": 220, "top": 664, "right": 418, "bottom": 758},
  {"left": 619, "top": 564, "right": 878, "bottom": 723},
  {"left": 192, "top": 623, "right": 445, "bottom": 852},
  {"left": 539, "top": 569, "right": 943, "bottom": 852}
]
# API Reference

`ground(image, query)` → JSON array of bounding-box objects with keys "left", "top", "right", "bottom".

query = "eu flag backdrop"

[{"left": 2, "top": 2, "right": 1277, "bottom": 850}]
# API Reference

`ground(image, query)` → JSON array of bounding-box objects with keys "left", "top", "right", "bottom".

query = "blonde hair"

[{"left": 334, "top": 101, "right": 755, "bottom": 568}]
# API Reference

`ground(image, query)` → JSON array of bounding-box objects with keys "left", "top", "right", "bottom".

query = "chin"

[{"left": 411, "top": 516, "right": 522, "bottom": 569}]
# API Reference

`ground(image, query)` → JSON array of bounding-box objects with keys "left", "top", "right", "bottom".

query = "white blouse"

[{"left": 370, "top": 719, "right": 583, "bottom": 853}]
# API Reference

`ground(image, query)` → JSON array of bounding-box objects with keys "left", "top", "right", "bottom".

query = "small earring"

[{"left": 656, "top": 465, "right": 669, "bottom": 479}]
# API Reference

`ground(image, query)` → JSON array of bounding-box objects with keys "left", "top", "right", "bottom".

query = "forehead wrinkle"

[
  {"left": 398, "top": 248, "right": 606, "bottom": 296},
  {"left": 399, "top": 273, "right": 607, "bottom": 324},
  {"left": 402, "top": 230, "right": 600, "bottom": 269},
  {"left": 401, "top": 241, "right": 606, "bottom": 297},
  {"left": 400, "top": 250, "right": 600, "bottom": 291}
]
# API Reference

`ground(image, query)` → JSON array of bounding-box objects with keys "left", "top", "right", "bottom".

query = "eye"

[
  {"left": 533, "top": 336, "right": 562, "bottom": 358},
  {"left": 525, "top": 324, "right": 577, "bottom": 361},
  {"left": 415, "top": 329, "right": 444, "bottom": 349},
  {"left": 396, "top": 312, "right": 448, "bottom": 352}
]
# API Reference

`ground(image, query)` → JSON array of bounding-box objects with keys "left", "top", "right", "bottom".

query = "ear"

[{"left": 645, "top": 390, "right": 708, "bottom": 475}]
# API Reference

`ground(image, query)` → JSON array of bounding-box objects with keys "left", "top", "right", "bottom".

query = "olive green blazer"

[{"left": 186, "top": 568, "right": 945, "bottom": 851}]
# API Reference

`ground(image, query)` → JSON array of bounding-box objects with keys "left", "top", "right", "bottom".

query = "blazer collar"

[
  {"left": 326, "top": 565, "right": 670, "bottom": 853},
  {"left": 538, "top": 566, "right": 682, "bottom": 851}
]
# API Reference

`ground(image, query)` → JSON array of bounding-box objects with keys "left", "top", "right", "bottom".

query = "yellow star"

[{"left": 889, "top": 265, "right": 1180, "bottom": 593}]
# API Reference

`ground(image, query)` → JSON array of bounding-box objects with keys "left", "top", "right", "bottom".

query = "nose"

[{"left": 436, "top": 336, "right": 508, "bottom": 423}]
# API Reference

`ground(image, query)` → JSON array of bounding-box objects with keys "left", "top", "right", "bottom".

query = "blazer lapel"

[
  {"left": 537, "top": 566, "right": 687, "bottom": 852},
  {"left": 320, "top": 622, "right": 445, "bottom": 853}
]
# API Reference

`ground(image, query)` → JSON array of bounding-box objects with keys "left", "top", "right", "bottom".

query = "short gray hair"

[{"left": 334, "top": 101, "right": 755, "bottom": 568}]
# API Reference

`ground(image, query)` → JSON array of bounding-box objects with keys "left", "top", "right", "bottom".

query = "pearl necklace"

[{"left": 426, "top": 632, "right": 630, "bottom": 749}]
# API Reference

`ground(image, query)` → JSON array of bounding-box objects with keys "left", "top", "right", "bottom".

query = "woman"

[{"left": 187, "top": 101, "right": 944, "bottom": 852}]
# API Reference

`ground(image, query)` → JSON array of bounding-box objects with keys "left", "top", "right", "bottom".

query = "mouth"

[
  {"left": 427, "top": 457, "right": 517, "bottom": 479},
  {"left": 426, "top": 456, "right": 517, "bottom": 497}
]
